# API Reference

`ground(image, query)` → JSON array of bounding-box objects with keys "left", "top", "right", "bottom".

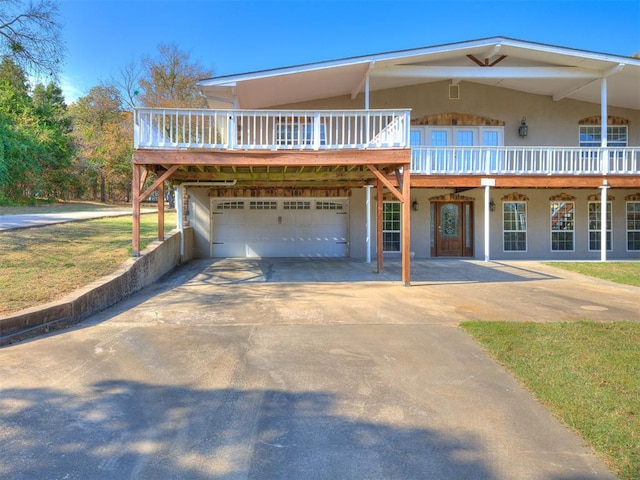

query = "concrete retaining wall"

[{"left": 0, "top": 230, "right": 184, "bottom": 345}]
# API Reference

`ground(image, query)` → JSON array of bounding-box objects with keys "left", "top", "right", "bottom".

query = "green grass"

[
  {"left": 0, "top": 212, "right": 176, "bottom": 316},
  {"left": 546, "top": 262, "right": 640, "bottom": 287},
  {"left": 462, "top": 321, "right": 640, "bottom": 480}
]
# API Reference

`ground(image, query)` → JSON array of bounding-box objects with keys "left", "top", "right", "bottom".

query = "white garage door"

[{"left": 210, "top": 198, "right": 348, "bottom": 258}]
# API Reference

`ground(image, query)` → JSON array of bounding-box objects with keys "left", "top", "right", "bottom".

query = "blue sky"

[{"left": 57, "top": 0, "right": 640, "bottom": 103}]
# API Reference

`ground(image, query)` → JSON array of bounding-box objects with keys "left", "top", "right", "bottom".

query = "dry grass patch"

[{"left": 0, "top": 213, "right": 176, "bottom": 316}]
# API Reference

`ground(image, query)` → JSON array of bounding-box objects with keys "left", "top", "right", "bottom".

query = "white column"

[
  {"left": 601, "top": 77, "right": 609, "bottom": 175},
  {"left": 175, "top": 185, "right": 184, "bottom": 259},
  {"left": 484, "top": 185, "right": 491, "bottom": 262},
  {"left": 365, "top": 73, "right": 370, "bottom": 110},
  {"left": 601, "top": 77, "right": 608, "bottom": 148},
  {"left": 365, "top": 185, "right": 372, "bottom": 263},
  {"left": 600, "top": 182, "right": 608, "bottom": 262},
  {"left": 481, "top": 179, "right": 495, "bottom": 262}
]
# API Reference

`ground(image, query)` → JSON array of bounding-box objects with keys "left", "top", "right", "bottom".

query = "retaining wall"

[{"left": 0, "top": 229, "right": 186, "bottom": 345}]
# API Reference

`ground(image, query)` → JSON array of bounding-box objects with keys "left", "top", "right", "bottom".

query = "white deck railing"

[
  {"left": 134, "top": 108, "right": 411, "bottom": 150},
  {"left": 134, "top": 108, "right": 639, "bottom": 176},
  {"left": 411, "top": 146, "right": 640, "bottom": 175}
]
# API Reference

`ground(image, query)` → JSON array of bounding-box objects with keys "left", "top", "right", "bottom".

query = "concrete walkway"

[
  {"left": 0, "top": 209, "right": 156, "bottom": 231},
  {"left": 1, "top": 258, "right": 636, "bottom": 479}
]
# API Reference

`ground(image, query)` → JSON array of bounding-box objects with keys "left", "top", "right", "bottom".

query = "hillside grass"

[{"left": 0, "top": 212, "right": 176, "bottom": 316}]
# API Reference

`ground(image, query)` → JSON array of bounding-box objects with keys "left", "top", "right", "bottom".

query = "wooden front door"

[{"left": 432, "top": 201, "right": 474, "bottom": 257}]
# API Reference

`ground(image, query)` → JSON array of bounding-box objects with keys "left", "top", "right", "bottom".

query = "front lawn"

[
  {"left": 0, "top": 212, "right": 176, "bottom": 316},
  {"left": 462, "top": 321, "right": 640, "bottom": 480},
  {"left": 545, "top": 262, "right": 640, "bottom": 287}
]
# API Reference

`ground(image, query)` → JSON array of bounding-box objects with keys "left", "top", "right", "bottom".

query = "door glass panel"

[
  {"left": 483, "top": 131, "right": 499, "bottom": 146},
  {"left": 465, "top": 203, "right": 471, "bottom": 248},
  {"left": 431, "top": 130, "right": 448, "bottom": 146},
  {"left": 456, "top": 130, "right": 473, "bottom": 146},
  {"left": 441, "top": 204, "right": 459, "bottom": 238}
]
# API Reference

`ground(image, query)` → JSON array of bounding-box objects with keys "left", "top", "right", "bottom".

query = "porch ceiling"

[{"left": 199, "top": 37, "right": 640, "bottom": 111}]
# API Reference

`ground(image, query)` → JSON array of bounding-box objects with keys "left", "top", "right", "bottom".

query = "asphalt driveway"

[{"left": 1, "top": 258, "right": 637, "bottom": 479}]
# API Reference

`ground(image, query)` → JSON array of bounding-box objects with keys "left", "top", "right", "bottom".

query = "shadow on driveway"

[{"left": 1, "top": 381, "right": 497, "bottom": 479}]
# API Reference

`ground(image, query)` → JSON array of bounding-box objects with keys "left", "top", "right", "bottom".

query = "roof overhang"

[{"left": 198, "top": 37, "right": 640, "bottom": 110}]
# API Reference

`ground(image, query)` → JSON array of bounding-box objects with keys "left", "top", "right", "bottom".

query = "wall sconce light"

[
  {"left": 489, "top": 199, "right": 496, "bottom": 212},
  {"left": 412, "top": 200, "right": 419, "bottom": 211},
  {"left": 518, "top": 117, "right": 528, "bottom": 137}
]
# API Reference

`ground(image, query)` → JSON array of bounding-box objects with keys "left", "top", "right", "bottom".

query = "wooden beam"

[
  {"left": 367, "top": 165, "right": 404, "bottom": 202},
  {"left": 401, "top": 164, "right": 411, "bottom": 286},
  {"left": 376, "top": 179, "right": 384, "bottom": 274},
  {"left": 157, "top": 180, "right": 165, "bottom": 242},
  {"left": 132, "top": 164, "right": 141, "bottom": 256},
  {"left": 409, "top": 174, "right": 640, "bottom": 189},
  {"left": 133, "top": 148, "right": 411, "bottom": 167},
  {"left": 140, "top": 165, "right": 179, "bottom": 202}
]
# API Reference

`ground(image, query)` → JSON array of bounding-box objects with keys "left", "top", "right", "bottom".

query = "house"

[{"left": 132, "top": 37, "right": 640, "bottom": 285}]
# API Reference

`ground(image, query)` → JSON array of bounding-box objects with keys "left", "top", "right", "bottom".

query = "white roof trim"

[{"left": 197, "top": 37, "right": 640, "bottom": 110}]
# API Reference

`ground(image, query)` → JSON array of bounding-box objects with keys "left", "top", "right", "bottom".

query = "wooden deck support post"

[
  {"left": 401, "top": 164, "right": 411, "bottom": 286},
  {"left": 376, "top": 178, "right": 384, "bottom": 273},
  {"left": 157, "top": 180, "right": 165, "bottom": 241},
  {"left": 132, "top": 164, "right": 141, "bottom": 257}
]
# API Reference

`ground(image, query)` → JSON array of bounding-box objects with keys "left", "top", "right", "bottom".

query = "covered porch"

[{"left": 132, "top": 108, "right": 414, "bottom": 284}]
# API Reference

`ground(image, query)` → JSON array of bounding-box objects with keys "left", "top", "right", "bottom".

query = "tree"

[
  {"left": 70, "top": 84, "right": 132, "bottom": 202},
  {"left": 31, "top": 81, "right": 75, "bottom": 198},
  {"left": 0, "top": 0, "right": 64, "bottom": 77},
  {"left": 0, "top": 56, "right": 72, "bottom": 201},
  {"left": 137, "top": 43, "right": 213, "bottom": 108}
]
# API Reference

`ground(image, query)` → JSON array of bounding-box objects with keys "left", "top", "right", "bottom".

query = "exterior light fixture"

[
  {"left": 412, "top": 200, "right": 419, "bottom": 211},
  {"left": 489, "top": 199, "right": 496, "bottom": 212},
  {"left": 518, "top": 117, "right": 528, "bottom": 137}
]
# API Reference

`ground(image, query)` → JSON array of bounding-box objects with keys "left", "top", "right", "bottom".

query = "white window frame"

[
  {"left": 276, "top": 123, "right": 326, "bottom": 147},
  {"left": 383, "top": 201, "right": 401, "bottom": 253},
  {"left": 627, "top": 201, "right": 640, "bottom": 251},
  {"left": 579, "top": 125, "right": 628, "bottom": 147},
  {"left": 550, "top": 201, "right": 575, "bottom": 252},
  {"left": 588, "top": 201, "right": 612, "bottom": 252},
  {"left": 410, "top": 126, "right": 504, "bottom": 147},
  {"left": 503, "top": 201, "right": 527, "bottom": 252}
]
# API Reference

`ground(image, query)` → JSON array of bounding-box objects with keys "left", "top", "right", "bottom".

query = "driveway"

[
  {"left": 1, "top": 258, "right": 636, "bottom": 479},
  {"left": 0, "top": 209, "right": 155, "bottom": 231}
]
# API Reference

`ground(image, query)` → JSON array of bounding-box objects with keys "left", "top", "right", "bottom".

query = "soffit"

[{"left": 198, "top": 37, "right": 640, "bottom": 110}]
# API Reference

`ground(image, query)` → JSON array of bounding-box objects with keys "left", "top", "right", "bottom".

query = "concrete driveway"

[
  {"left": 0, "top": 209, "right": 156, "bottom": 231},
  {"left": 1, "top": 258, "right": 637, "bottom": 479}
]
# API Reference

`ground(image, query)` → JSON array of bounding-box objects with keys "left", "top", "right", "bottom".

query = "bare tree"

[
  {"left": 138, "top": 43, "right": 213, "bottom": 108},
  {"left": 0, "top": 0, "right": 64, "bottom": 77},
  {"left": 112, "top": 59, "right": 142, "bottom": 110}
]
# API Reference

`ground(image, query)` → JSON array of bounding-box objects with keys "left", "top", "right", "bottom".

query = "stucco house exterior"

[{"left": 132, "top": 37, "right": 640, "bottom": 284}]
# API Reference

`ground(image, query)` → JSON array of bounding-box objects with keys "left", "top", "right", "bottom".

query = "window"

[
  {"left": 588, "top": 202, "right": 612, "bottom": 251},
  {"left": 249, "top": 201, "right": 277, "bottom": 210},
  {"left": 551, "top": 201, "right": 575, "bottom": 251},
  {"left": 277, "top": 123, "right": 326, "bottom": 146},
  {"left": 283, "top": 201, "right": 310, "bottom": 210},
  {"left": 383, "top": 201, "right": 401, "bottom": 252},
  {"left": 503, "top": 202, "right": 527, "bottom": 251},
  {"left": 216, "top": 201, "right": 244, "bottom": 210},
  {"left": 627, "top": 202, "right": 640, "bottom": 251},
  {"left": 579, "top": 126, "right": 628, "bottom": 147},
  {"left": 316, "top": 201, "right": 344, "bottom": 210}
]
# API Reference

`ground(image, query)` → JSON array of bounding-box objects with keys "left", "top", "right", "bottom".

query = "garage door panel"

[{"left": 211, "top": 198, "right": 348, "bottom": 258}]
